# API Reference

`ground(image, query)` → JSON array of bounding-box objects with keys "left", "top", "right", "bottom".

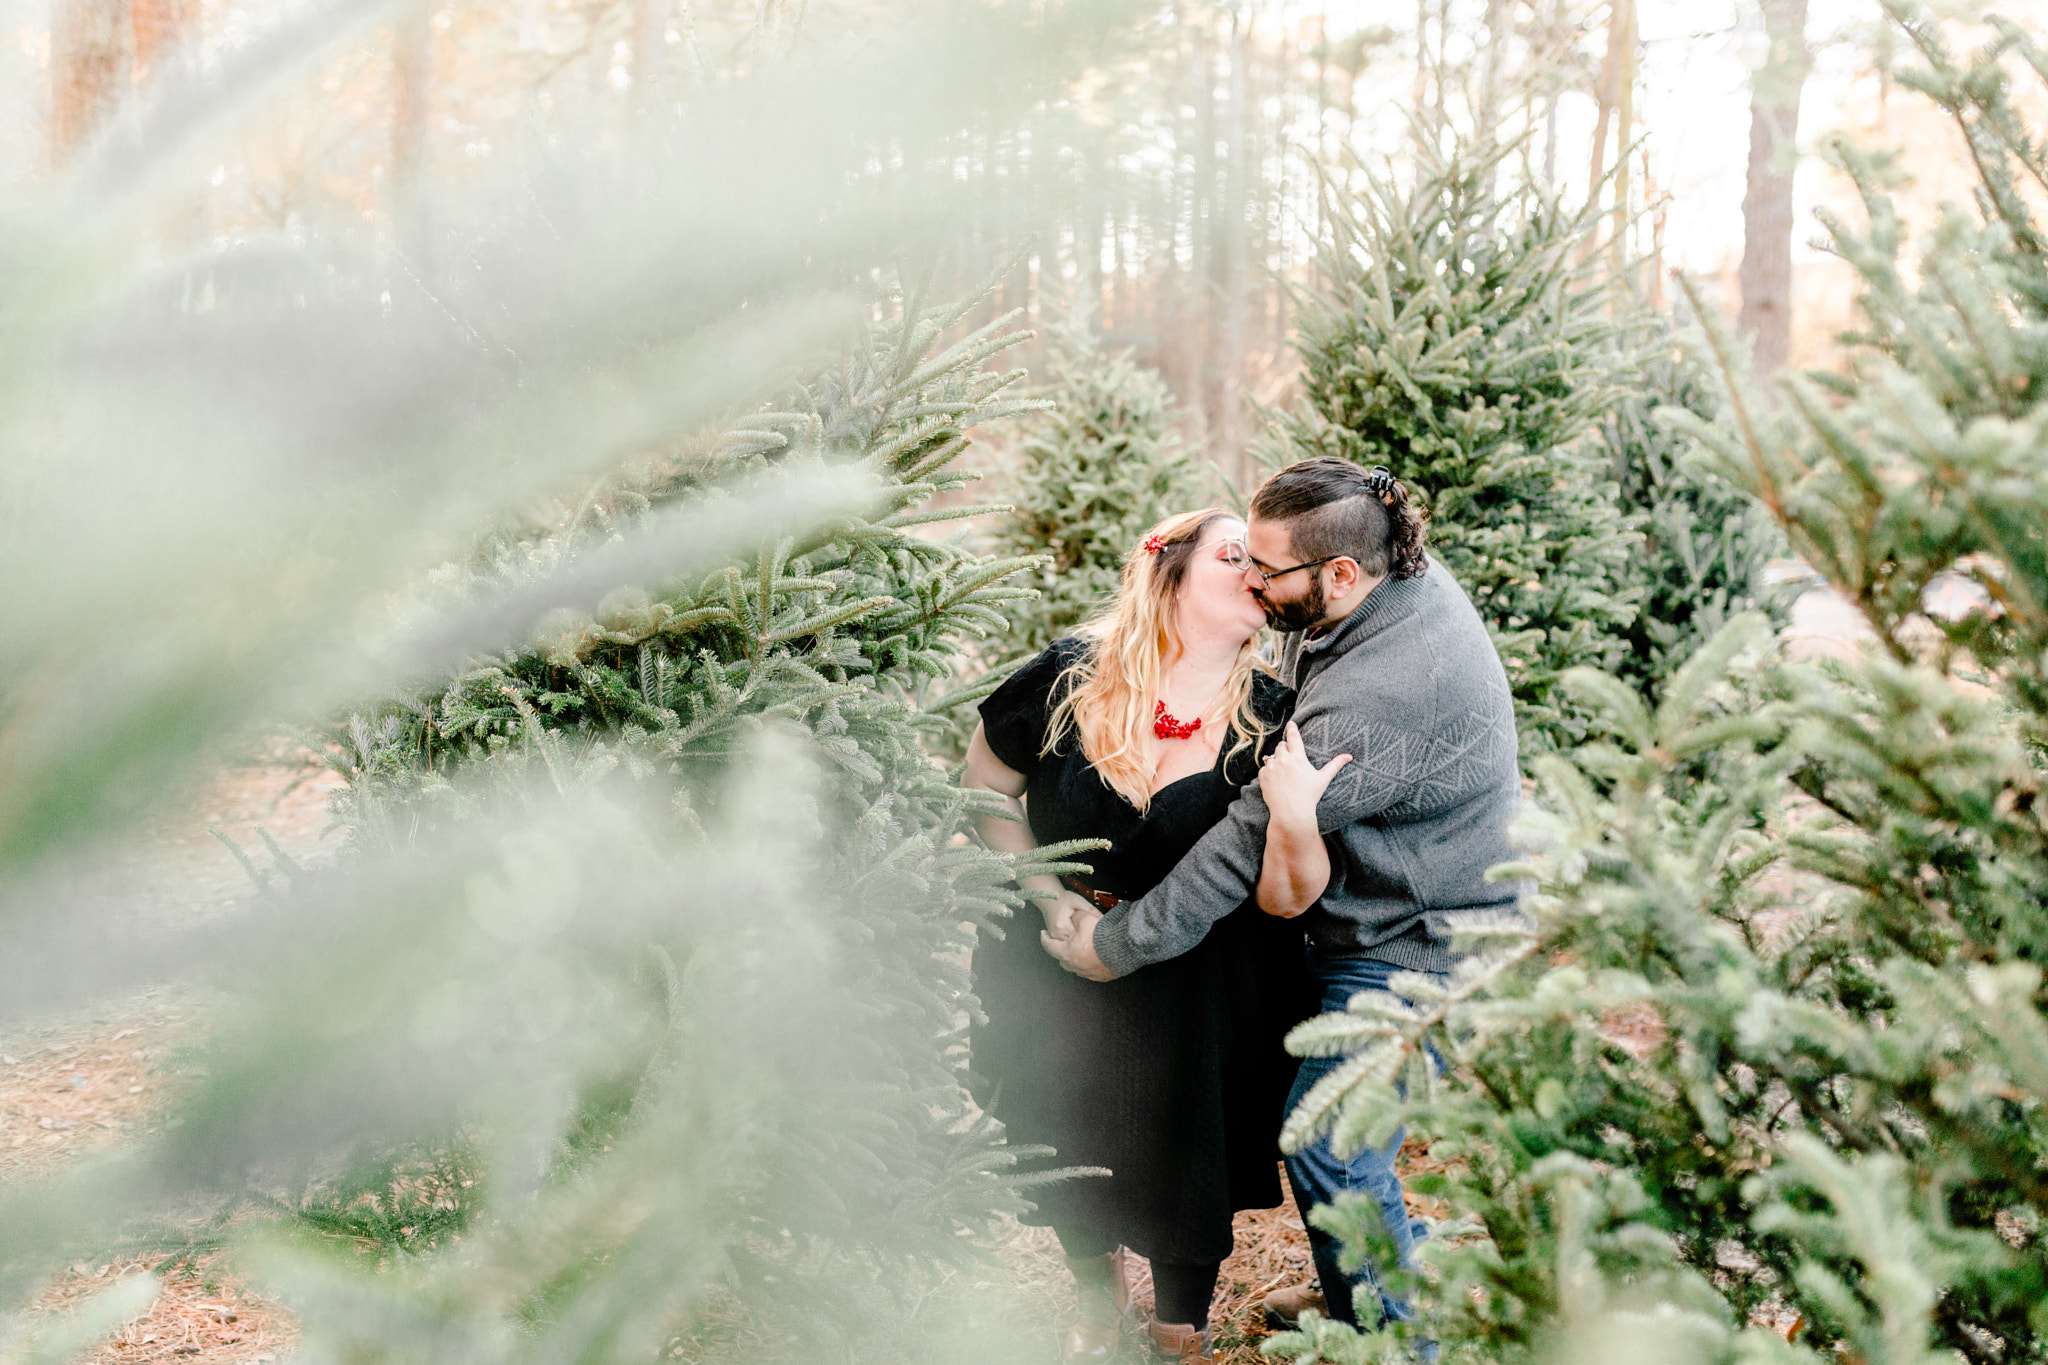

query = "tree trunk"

[
  {"left": 1609, "top": 0, "right": 1634, "bottom": 272},
  {"left": 1644, "top": 150, "right": 1667, "bottom": 309},
  {"left": 1477, "top": 0, "right": 1513, "bottom": 146},
  {"left": 392, "top": 11, "right": 432, "bottom": 187},
  {"left": 1188, "top": 16, "right": 1215, "bottom": 447},
  {"left": 630, "top": 0, "right": 670, "bottom": 110},
  {"left": 1000, "top": 132, "right": 1029, "bottom": 323},
  {"left": 1111, "top": 176, "right": 1132, "bottom": 338},
  {"left": 1739, "top": 0, "right": 1810, "bottom": 380},
  {"left": 49, "top": 0, "right": 130, "bottom": 163},
  {"left": 1216, "top": 4, "right": 1250, "bottom": 485},
  {"left": 130, "top": 0, "right": 184, "bottom": 75},
  {"left": 1074, "top": 145, "right": 1104, "bottom": 334},
  {"left": 49, "top": 0, "right": 189, "bottom": 164},
  {"left": 1543, "top": 94, "right": 1559, "bottom": 188},
  {"left": 1413, "top": 0, "right": 1430, "bottom": 124},
  {"left": 1586, "top": 0, "right": 1622, "bottom": 206},
  {"left": 391, "top": 7, "right": 433, "bottom": 253}
]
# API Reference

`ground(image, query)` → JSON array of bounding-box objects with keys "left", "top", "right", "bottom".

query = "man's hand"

[{"left": 1042, "top": 906, "right": 1114, "bottom": 981}]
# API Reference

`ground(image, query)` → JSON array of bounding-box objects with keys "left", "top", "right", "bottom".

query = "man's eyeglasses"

[{"left": 1219, "top": 538, "right": 1341, "bottom": 588}]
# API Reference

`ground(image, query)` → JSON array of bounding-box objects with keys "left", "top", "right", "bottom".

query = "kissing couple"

[{"left": 965, "top": 457, "right": 1522, "bottom": 1363}]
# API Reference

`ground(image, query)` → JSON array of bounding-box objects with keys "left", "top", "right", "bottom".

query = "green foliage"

[
  {"left": 989, "top": 327, "right": 1211, "bottom": 664},
  {"left": 291, "top": 285, "right": 1099, "bottom": 1357},
  {"left": 1264, "top": 12, "right": 2048, "bottom": 1365},
  {"left": 276, "top": 1141, "right": 484, "bottom": 1261},
  {"left": 1597, "top": 325, "right": 1789, "bottom": 695},
  {"left": 335, "top": 287, "right": 1048, "bottom": 821},
  {"left": 1265, "top": 140, "right": 1786, "bottom": 749},
  {"left": 1265, "top": 140, "right": 1644, "bottom": 751}
]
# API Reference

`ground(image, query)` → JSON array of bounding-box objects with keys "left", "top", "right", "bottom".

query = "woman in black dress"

[{"left": 964, "top": 509, "right": 1327, "bottom": 1364}]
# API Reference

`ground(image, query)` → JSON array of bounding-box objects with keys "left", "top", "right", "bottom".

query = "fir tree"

[
  {"left": 1264, "top": 141, "right": 1644, "bottom": 751},
  {"left": 1267, "top": 142, "right": 1786, "bottom": 745},
  {"left": 989, "top": 327, "right": 1210, "bottom": 665},
  {"left": 1598, "top": 318, "right": 1789, "bottom": 695},
  {"left": 1266, "top": 11, "right": 2048, "bottom": 1364},
  {"left": 309, "top": 283, "right": 1103, "bottom": 1359}
]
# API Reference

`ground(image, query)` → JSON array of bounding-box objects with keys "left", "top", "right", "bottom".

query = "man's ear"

[{"left": 1325, "top": 556, "right": 1364, "bottom": 598}]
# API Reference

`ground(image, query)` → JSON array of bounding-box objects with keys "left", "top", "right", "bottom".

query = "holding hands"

[
  {"left": 1036, "top": 886, "right": 1097, "bottom": 944},
  {"left": 1033, "top": 883, "right": 1113, "bottom": 979},
  {"left": 1043, "top": 903, "right": 1112, "bottom": 980}
]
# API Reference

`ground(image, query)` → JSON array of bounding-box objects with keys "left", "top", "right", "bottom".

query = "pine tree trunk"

[
  {"left": 631, "top": 0, "right": 669, "bottom": 110},
  {"left": 130, "top": 0, "right": 183, "bottom": 80},
  {"left": 1188, "top": 17, "right": 1215, "bottom": 447},
  {"left": 1216, "top": 4, "right": 1249, "bottom": 484},
  {"left": 1111, "top": 177, "right": 1132, "bottom": 337},
  {"left": 1270, "top": 25, "right": 1291, "bottom": 364},
  {"left": 1738, "top": 0, "right": 1809, "bottom": 380},
  {"left": 1075, "top": 147, "right": 1103, "bottom": 334},
  {"left": 391, "top": 7, "right": 433, "bottom": 255},
  {"left": 392, "top": 11, "right": 432, "bottom": 189},
  {"left": 1586, "top": 0, "right": 1622, "bottom": 204},
  {"left": 1001, "top": 130, "right": 1029, "bottom": 323},
  {"left": 1477, "top": 0, "right": 1512, "bottom": 146},
  {"left": 1413, "top": 0, "right": 1430, "bottom": 135},
  {"left": 49, "top": 0, "right": 130, "bottom": 163},
  {"left": 1609, "top": 0, "right": 1635, "bottom": 272}
]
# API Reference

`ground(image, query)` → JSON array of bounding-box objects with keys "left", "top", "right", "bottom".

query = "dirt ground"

[{"left": 3, "top": 757, "right": 342, "bottom": 1364}]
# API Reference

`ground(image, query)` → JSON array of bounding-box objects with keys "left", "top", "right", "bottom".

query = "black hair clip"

[{"left": 1363, "top": 465, "right": 1396, "bottom": 496}]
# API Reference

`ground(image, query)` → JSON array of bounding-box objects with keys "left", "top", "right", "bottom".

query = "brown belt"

[{"left": 1063, "top": 876, "right": 1123, "bottom": 911}]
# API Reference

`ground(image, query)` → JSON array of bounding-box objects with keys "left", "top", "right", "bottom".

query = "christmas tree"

[
  {"left": 989, "top": 327, "right": 1212, "bottom": 665},
  {"left": 1266, "top": 9, "right": 2048, "bottom": 1364},
  {"left": 1597, "top": 315, "right": 1789, "bottom": 696},
  {"left": 1267, "top": 141, "right": 1785, "bottom": 749},
  {"left": 302, "top": 282, "right": 1112, "bottom": 1359},
  {"left": 1264, "top": 141, "right": 1644, "bottom": 751}
]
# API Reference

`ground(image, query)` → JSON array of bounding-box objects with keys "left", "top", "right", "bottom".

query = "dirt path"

[{"left": 4, "top": 758, "right": 342, "bottom": 1364}]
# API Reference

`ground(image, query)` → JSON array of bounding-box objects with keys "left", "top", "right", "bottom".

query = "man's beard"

[{"left": 1259, "top": 577, "right": 1326, "bottom": 633}]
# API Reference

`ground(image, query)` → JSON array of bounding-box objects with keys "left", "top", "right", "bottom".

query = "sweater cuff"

[{"left": 1092, "top": 907, "right": 1145, "bottom": 979}]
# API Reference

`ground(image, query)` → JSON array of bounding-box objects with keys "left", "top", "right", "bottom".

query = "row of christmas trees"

[
  {"left": 926, "top": 12, "right": 2048, "bottom": 1363},
  {"left": 59, "top": 5, "right": 2041, "bottom": 1360},
  {"left": 1252, "top": 12, "right": 2048, "bottom": 1365},
  {"left": 994, "top": 141, "right": 1781, "bottom": 751}
]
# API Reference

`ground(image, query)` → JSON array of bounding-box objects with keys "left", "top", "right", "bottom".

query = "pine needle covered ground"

[{"left": 0, "top": 758, "right": 1338, "bottom": 1365}]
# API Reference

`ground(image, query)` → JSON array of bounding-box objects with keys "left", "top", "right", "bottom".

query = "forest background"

[
  {"left": 6, "top": 0, "right": 2019, "bottom": 481},
  {"left": 7, "top": 1, "right": 2048, "bottom": 1365}
]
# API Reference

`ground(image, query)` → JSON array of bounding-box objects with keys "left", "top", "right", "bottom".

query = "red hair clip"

[{"left": 1142, "top": 534, "right": 1166, "bottom": 555}]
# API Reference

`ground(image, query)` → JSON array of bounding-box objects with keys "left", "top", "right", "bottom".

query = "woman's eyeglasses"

[{"left": 1219, "top": 538, "right": 1339, "bottom": 588}]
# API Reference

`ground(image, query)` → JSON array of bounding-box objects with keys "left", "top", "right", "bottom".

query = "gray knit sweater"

[{"left": 1092, "top": 558, "right": 1522, "bottom": 978}]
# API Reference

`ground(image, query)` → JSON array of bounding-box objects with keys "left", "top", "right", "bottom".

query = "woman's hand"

[
  {"left": 1255, "top": 722, "right": 1350, "bottom": 919},
  {"left": 1036, "top": 886, "right": 1097, "bottom": 942},
  {"left": 1259, "top": 721, "right": 1351, "bottom": 827}
]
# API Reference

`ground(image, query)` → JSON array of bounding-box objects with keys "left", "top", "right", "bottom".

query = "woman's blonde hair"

[{"left": 1044, "top": 509, "right": 1273, "bottom": 811}]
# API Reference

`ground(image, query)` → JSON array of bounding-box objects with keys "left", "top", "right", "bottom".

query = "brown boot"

[
  {"left": 1260, "top": 1281, "right": 1326, "bottom": 1331},
  {"left": 1061, "top": 1248, "right": 1129, "bottom": 1365},
  {"left": 1143, "top": 1319, "right": 1214, "bottom": 1363}
]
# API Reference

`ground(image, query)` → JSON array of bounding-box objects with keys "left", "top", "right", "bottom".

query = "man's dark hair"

[{"left": 1249, "top": 457, "right": 1429, "bottom": 580}]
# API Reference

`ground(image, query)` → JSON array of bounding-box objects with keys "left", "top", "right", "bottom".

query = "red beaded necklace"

[{"left": 1153, "top": 699, "right": 1203, "bottom": 740}]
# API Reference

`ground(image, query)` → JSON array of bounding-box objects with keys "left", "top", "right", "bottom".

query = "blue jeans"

[{"left": 1282, "top": 953, "right": 1441, "bottom": 1332}]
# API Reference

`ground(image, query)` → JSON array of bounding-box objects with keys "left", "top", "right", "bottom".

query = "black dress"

[{"left": 971, "top": 638, "right": 1312, "bottom": 1265}]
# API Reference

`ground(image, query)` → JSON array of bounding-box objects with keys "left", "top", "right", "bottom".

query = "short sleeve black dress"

[{"left": 971, "top": 638, "right": 1313, "bottom": 1265}]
